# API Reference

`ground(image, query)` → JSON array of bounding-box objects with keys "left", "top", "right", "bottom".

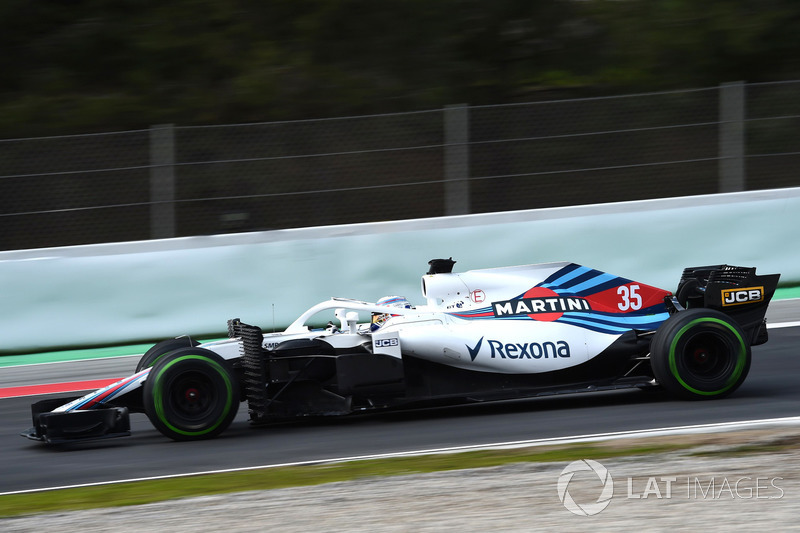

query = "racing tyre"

[
  {"left": 650, "top": 308, "right": 750, "bottom": 400},
  {"left": 136, "top": 337, "right": 200, "bottom": 372},
  {"left": 144, "top": 348, "right": 240, "bottom": 441}
]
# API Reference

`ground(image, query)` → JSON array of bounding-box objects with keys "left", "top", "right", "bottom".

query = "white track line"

[
  {"left": 3, "top": 415, "right": 800, "bottom": 497},
  {"left": 768, "top": 320, "right": 800, "bottom": 329}
]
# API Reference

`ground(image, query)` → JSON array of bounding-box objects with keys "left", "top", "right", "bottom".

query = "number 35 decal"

[{"left": 617, "top": 284, "right": 642, "bottom": 311}]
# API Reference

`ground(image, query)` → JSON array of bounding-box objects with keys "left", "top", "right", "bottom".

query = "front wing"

[{"left": 23, "top": 397, "right": 131, "bottom": 444}]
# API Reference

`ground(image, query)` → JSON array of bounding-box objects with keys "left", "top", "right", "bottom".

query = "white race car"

[{"left": 24, "top": 259, "right": 779, "bottom": 444}]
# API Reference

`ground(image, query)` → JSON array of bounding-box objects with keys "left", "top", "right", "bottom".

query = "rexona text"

[{"left": 488, "top": 340, "right": 571, "bottom": 359}]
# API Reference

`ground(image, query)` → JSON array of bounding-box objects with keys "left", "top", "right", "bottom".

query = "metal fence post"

[
  {"left": 444, "top": 104, "right": 470, "bottom": 215},
  {"left": 719, "top": 81, "right": 746, "bottom": 192},
  {"left": 149, "top": 124, "right": 176, "bottom": 239}
]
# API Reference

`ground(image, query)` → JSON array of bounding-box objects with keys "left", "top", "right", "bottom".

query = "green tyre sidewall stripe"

[
  {"left": 152, "top": 354, "right": 234, "bottom": 437},
  {"left": 668, "top": 317, "right": 747, "bottom": 397}
]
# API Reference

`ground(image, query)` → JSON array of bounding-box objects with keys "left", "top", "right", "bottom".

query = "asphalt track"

[{"left": 1, "top": 301, "right": 799, "bottom": 494}]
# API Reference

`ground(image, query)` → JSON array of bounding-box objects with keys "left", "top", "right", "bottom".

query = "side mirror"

[{"left": 335, "top": 309, "right": 360, "bottom": 333}]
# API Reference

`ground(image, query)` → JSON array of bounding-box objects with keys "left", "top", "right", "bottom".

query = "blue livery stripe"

[
  {"left": 558, "top": 317, "right": 631, "bottom": 333},
  {"left": 560, "top": 311, "right": 669, "bottom": 329},
  {"left": 557, "top": 318, "right": 632, "bottom": 334},
  {"left": 565, "top": 272, "right": 617, "bottom": 293},
  {"left": 573, "top": 277, "right": 629, "bottom": 297},
  {"left": 541, "top": 265, "right": 591, "bottom": 289}
]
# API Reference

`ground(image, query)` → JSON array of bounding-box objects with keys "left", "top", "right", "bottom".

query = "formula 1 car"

[{"left": 24, "top": 259, "right": 779, "bottom": 444}]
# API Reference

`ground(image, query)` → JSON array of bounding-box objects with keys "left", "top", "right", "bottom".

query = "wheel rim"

[
  {"left": 679, "top": 332, "right": 734, "bottom": 385},
  {"left": 151, "top": 355, "right": 235, "bottom": 437},
  {"left": 668, "top": 317, "right": 747, "bottom": 395},
  {"left": 169, "top": 372, "right": 215, "bottom": 421}
]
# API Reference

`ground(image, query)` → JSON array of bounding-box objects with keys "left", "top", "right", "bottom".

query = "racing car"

[{"left": 24, "top": 259, "right": 779, "bottom": 444}]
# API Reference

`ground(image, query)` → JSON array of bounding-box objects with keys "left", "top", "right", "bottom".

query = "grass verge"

[{"left": 0, "top": 441, "right": 688, "bottom": 518}]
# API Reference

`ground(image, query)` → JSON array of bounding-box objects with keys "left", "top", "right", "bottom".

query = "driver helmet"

[{"left": 371, "top": 296, "right": 412, "bottom": 331}]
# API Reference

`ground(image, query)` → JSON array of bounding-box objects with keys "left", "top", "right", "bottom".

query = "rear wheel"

[
  {"left": 136, "top": 338, "right": 200, "bottom": 372},
  {"left": 144, "top": 348, "right": 239, "bottom": 441},
  {"left": 650, "top": 308, "right": 750, "bottom": 400}
]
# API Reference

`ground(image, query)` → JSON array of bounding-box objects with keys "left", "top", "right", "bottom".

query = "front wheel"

[
  {"left": 144, "top": 348, "right": 240, "bottom": 441},
  {"left": 650, "top": 308, "right": 750, "bottom": 400}
]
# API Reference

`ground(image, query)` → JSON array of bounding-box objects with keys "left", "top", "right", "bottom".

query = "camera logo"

[{"left": 557, "top": 459, "right": 614, "bottom": 516}]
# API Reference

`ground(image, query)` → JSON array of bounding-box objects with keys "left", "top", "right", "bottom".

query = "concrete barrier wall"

[{"left": 2, "top": 188, "right": 799, "bottom": 353}]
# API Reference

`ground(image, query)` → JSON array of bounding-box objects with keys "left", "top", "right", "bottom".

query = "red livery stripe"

[{"left": 0, "top": 379, "right": 120, "bottom": 399}]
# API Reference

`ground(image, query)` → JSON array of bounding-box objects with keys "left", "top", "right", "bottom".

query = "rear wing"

[{"left": 674, "top": 265, "right": 780, "bottom": 345}]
